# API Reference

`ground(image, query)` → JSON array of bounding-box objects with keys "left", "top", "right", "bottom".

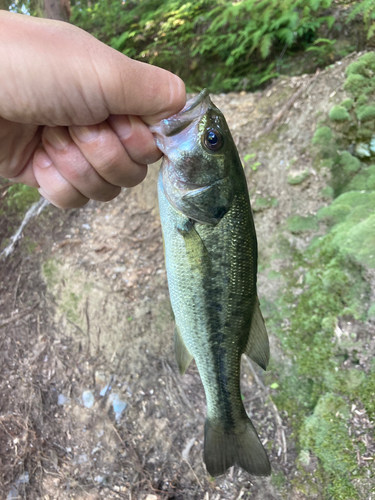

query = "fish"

[{"left": 150, "top": 89, "right": 271, "bottom": 477}]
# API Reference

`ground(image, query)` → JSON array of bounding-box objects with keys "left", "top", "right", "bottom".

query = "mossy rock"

[
  {"left": 300, "top": 393, "right": 356, "bottom": 476},
  {"left": 253, "top": 196, "right": 278, "bottom": 212},
  {"left": 312, "top": 126, "right": 332, "bottom": 146},
  {"left": 329, "top": 105, "right": 350, "bottom": 121},
  {"left": 340, "top": 98, "right": 353, "bottom": 110},
  {"left": 356, "top": 94, "right": 368, "bottom": 106},
  {"left": 354, "top": 142, "right": 371, "bottom": 158},
  {"left": 339, "top": 151, "right": 361, "bottom": 173},
  {"left": 287, "top": 215, "right": 318, "bottom": 234},
  {"left": 356, "top": 126, "right": 374, "bottom": 139},
  {"left": 344, "top": 172, "right": 368, "bottom": 192},
  {"left": 331, "top": 213, "right": 375, "bottom": 269},
  {"left": 317, "top": 204, "right": 352, "bottom": 225},
  {"left": 343, "top": 73, "right": 368, "bottom": 94},
  {"left": 346, "top": 52, "right": 375, "bottom": 77},
  {"left": 287, "top": 170, "right": 310, "bottom": 185},
  {"left": 320, "top": 186, "right": 334, "bottom": 199},
  {"left": 356, "top": 105, "right": 375, "bottom": 122}
]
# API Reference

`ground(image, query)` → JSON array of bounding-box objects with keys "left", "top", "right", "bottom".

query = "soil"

[{"left": 0, "top": 52, "right": 369, "bottom": 499}]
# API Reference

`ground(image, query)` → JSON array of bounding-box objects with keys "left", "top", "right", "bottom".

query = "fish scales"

[{"left": 151, "top": 89, "right": 271, "bottom": 477}]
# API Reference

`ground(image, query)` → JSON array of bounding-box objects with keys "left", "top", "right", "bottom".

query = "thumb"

[
  {"left": 0, "top": 12, "right": 186, "bottom": 126},
  {"left": 101, "top": 55, "right": 187, "bottom": 125}
]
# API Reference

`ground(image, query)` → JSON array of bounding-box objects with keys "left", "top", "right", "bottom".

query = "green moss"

[
  {"left": 340, "top": 98, "right": 353, "bottom": 110},
  {"left": 5, "top": 184, "right": 40, "bottom": 214},
  {"left": 331, "top": 213, "right": 375, "bottom": 269},
  {"left": 357, "top": 126, "right": 374, "bottom": 138},
  {"left": 287, "top": 170, "right": 310, "bottom": 185},
  {"left": 253, "top": 196, "right": 278, "bottom": 212},
  {"left": 42, "top": 259, "right": 60, "bottom": 288},
  {"left": 367, "top": 303, "right": 375, "bottom": 320},
  {"left": 339, "top": 151, "right": 361, "bottom": 173},
  {"left": 356, "top": 105, "right": 375, "bottom": 122},
  {"left": 356, "top": 94, "right": 368, "bottom": 106},
  {"left": 320, "top": 186, "right": 334, "bottom": 199},
  {"left": 343, "top": 73, "right": 367, "bottom": 94},
  {"left": 346, "top": 52, "right": 375, "bottom": 77},
  {"left": 287, "top": 215, "right": 318, "bottom": 234},
  {"left": 271, "top": 470, "right": 286, "bottom": 488},
  {"left": 301, "top": 394, "right": 356, "bottom": 474},
  {"left": 329, "top": 105, "right": 350, "bottom": 121},
  {"left": 345, "top": 173, "right": 368, "bottom": 191},
  {"left": 312, "top": 126, "right": 332, "bottom": 146},
  {"left": 317, "top": 204, "right": 351, "bottom": 225},
  {"left": 358, "top": 372, "right": 375, "bottom": 420}
]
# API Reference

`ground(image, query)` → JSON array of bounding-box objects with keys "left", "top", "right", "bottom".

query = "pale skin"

[{"left": 0, "top": 11, "right": 186, "bottom": 208}]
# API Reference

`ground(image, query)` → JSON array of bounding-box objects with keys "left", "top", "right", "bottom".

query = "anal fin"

[
  {"left": 174, "top": 324, "right": 194, "bottom": 375},
  {"left": 244, "top": 297, "right": 270, "bottom": 371}
]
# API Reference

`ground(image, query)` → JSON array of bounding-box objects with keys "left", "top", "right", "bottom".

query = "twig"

[
  {"left": 245, "top": 358, "right": 287, "bottom": 464},
  {"left": 13, "top": 271, "right": 22, "bottom": 310},
  {"left": 1, "top": 197, "right": 49, "bottom": 259},
  {"left": 259, "top": 70, "right": 320, "bottom": 137},
  {"left": 164, "top": 361, "right": 202, "bottom": 420},
  {"left": 0, "top": 302, "right": 40, "bottom": 329}
]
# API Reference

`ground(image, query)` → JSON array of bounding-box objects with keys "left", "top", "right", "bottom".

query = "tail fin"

[{"left": 203, "top": 418, "right": 271, "bottom": 477}]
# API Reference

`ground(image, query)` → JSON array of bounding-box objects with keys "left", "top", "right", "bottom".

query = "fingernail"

[
  {"left": 34, "top": 149, "right": 52, "bottom": 169},
  {"left": 71, "top": 124, "right": 100, "bottom": 143},
  {"left": 109, "top": 115, "right": 132, "bottom": 140},
  {"left": 44, "top": 128, "right": 69, "bottom": 150}
]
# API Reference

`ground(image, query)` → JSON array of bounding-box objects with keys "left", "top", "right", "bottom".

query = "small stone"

[
  {"left": 82, "top": 390, "right": 95, "bottom": 408},
  {"left": 355, "top": 143, "right": 371, "bottom": 158}
]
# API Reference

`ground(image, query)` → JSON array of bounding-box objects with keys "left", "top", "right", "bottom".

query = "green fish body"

[{"left": 151, "top": 90, "right": 271, "bottom": 477}]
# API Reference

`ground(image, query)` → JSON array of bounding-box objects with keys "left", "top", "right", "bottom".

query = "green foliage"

[
  {"left": 347, "top": 0, "right": 375, "bottom": 41},
  {"left": 329, "top": 105, "right": 350, "bottom": 121},
  {"left": 305, "top": 37, "right": 337, "bottom": 65},
  {"left": 70, "top": 0, "right": 337, "bottom": 92},
  {"left": 5, "top": 184, "right": 40, "bottom": 214}
]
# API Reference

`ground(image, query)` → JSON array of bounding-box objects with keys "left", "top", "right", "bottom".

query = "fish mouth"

[{"left": 150, "top": 89, "right": 211, "bottom": 151}]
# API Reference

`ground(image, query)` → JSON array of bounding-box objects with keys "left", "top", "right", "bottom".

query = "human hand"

[{"left": 0, "top": 11, "right": 186, "bottom": 208}]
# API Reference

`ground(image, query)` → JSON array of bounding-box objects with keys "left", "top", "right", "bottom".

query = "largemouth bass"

[{"left": 151, "top": 89, "right": 271, "bottom": 477}]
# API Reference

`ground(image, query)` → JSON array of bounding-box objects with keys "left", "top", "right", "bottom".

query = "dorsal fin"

[{"left": 244, "top": 298, "right": 270, "bottom": 371}]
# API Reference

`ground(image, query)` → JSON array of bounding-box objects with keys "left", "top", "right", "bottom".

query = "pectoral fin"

[
  {"left": 177, "top": 219, "right": 211, "bottom": 274},
  {"left": 174, "top": 324, "right": 194, "bottom": 375},
  {"left": 244, "top": 298, "right": 270, "bottom": 371}
]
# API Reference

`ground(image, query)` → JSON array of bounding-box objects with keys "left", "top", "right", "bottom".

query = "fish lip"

[{"left": 150, "top": 89, "right": 211, "bottom": 139}]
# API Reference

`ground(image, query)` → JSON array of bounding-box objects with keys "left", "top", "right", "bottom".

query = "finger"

[
  {"left": 97, "top": 56, "right": 187, "bottom": 123},
  {"left": 107, "top": 115, "right": 162, "bottom": 165},
  {"left": 69, "top": 122, "right": 148, "bottom": 187},
  {"left": 33, "top": 147, "right": 89, "bottom": 208},
  {"left": 42, "top": 126, "right": 121, "bottom": 201},
  {"left": 0, "top": 13, "right": 186, "bottom": 126},
  {"left": 8, "top": 156, "right": 39, "bottom": 188}
]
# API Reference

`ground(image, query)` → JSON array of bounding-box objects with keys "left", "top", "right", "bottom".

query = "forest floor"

[{"left": 0, "top": 51, "right": 374, "bottom": 500}]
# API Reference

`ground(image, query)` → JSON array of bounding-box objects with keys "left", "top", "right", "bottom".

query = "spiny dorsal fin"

[
  {"left": 244, "top": 298, "right": 270, "bottom": 371},
  {"left": 174, "top": 324, "right": 194, "bottom": 375}
]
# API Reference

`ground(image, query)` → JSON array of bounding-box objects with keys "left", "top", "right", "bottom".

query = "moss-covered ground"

[{"left": 262, "top": 52, "right": 375, "bottom": 499}]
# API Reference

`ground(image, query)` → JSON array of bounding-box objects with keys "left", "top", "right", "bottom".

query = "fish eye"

[{"left": 204, "top": 129, "right": 223, "bottom": 151}]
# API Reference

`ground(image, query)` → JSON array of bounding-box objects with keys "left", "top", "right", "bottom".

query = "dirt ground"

[{"left": 0, "top": 52, "right": 369, "bottom": 500}]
